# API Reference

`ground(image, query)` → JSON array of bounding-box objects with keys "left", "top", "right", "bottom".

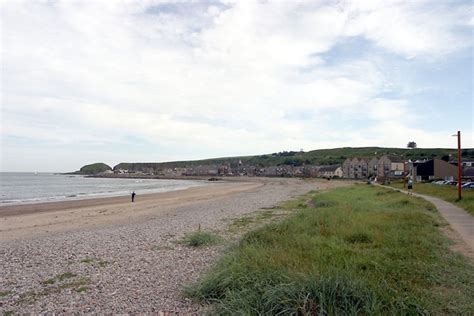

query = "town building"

[
  {"left": 413, "top": 159, "right": 458, "bottom": 181},
  {"left": 368, "top": 157, "right": 379, "bottom": 177},
  {"left": 376, "top": 155, "right": 405, "bottom": 179},
  {"left": 342, "top": 158, "right": 352, "bottom": 178},
  {"left": 463, "top": 167, "right": 474, "bottom": 180},
  {"left": 319, "top": 165, "right": 343, "bottom": 178},
  {"left": 183, "top": 165, "right": 219, "bottom": 176},
  {"left": 462, "top": 160, "right": 474, "bottom": 168},
  {"left": 342, "top": 157, "right": 369, "bottom": 179}
]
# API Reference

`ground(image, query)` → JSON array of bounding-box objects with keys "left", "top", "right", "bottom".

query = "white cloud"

[
  {"left": 345, "top": 0, "right": 473, "bottom": 58},
  {"left": 1, "top": 0, "right": 472, "bottom": 171}
]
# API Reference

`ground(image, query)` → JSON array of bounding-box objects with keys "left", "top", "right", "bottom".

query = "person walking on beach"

[
  {"left": 407, "top": 178, "right": 413, "bottom": 195},
  {"left": 131, "top": 191, "right": 136, "bottom": 202}
]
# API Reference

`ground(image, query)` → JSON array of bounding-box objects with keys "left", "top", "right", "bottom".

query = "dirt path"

[{"left": 381, "top": 185, "right": 474, "bottom": 261}]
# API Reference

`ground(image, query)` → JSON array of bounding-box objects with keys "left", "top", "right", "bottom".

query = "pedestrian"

[
  {"left": 131, "top": 191, "right": 136, "bottom": 202},
  {"left": 407, "top": 178, "right": 413, "bottom": 195}
]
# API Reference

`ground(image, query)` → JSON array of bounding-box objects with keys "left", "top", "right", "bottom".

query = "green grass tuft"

[
  {"left": 23, "top": 275, "right": 90, "bottom": 303},
  {"left": 79, "top": 258, "right": 109, "bottom": 267},
  {"left": 98, "top": 260, "right": 109, "bottom": 267},
  {"left": 345, "top": 232, "right": 373, "bottom": 244},
  {"left": 312, "top": 199, "right": 337, "bottom": 208},
  {"left": 183, "top": 231, "right": 221, "bottom": 247},
  {"left": 230, "top": 217, "right": 254, "bottom": 230},
  {"left": 0, "top": 290, "right": 12, "bottom": 297},
  {"left": 256, "top": 210, "right": 277, "bottom": 220},
  {"left": 57, "top": 272, "right": 76, "bottom": 281},
  {"left": 41, "top": 278, "right": 56, "bottom": 285},
  {"left": 41, "top": 272, "right": 78, "bottom": 286},
  {"left": 76, "top": 287, "right": 88, "bottom": 293}
]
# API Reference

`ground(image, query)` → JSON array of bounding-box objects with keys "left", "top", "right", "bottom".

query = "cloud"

[
  {"left": 1, "top": 0, "right": 472, "bottom": 171},
  {"left": 345, "top": 0, "right": 473, "bottom": 59}
]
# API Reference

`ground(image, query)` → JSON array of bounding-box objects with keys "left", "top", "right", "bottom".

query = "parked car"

[
  {"left": 443, "top": 180, "right": 457, "bottom": 186},
  {"left": 462, "top": 182, "right": 474, "bottom": 189}
]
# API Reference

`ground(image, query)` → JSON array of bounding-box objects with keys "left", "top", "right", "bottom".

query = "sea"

[{"left": 0, "top": 172, "right": 208, "bottom": 206}]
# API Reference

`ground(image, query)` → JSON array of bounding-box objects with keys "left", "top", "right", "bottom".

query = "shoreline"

[
  {"left": 0, "top": 177, "right": 303, "bottom": 217},
  {"left": 0, "top": 174, "right": 264, "bottom": 208},
  {"left": 0, "top": 175, "right": 217, "bottom": 208},
  {"left": 0, "top": 180, "right": 264, "bottom": 241},
  {"left": 0, "top": 184, "right": 207, "bottom": 217},
  {"left": 0, "top": 181, "right": 210, "bottom": 209}
]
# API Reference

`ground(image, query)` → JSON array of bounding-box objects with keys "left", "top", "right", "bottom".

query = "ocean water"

[{"left": 0, "top": 173, "right": 208, "bottom": 206}]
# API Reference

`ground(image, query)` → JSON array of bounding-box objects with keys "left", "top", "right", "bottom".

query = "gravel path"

[
  {"left": 411, "top": 193, "right": 474, "bottom": 250},
  {"left": 0, "top": 178, "right": 344, "bottom": 314}
]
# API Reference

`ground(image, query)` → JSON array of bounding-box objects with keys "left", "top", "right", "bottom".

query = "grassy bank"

[
  {"left": 388, "top": 181, "right": 474, "bottom": 216},
  {"left": 186, "top": 185, "right": 474, "bottom": 315}
]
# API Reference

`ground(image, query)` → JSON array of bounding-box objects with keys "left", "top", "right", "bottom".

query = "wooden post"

[{"left": 457, "top": 131, "right": 462, "bottom": 200}]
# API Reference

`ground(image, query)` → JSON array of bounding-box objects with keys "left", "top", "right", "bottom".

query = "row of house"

[
  {"left": 341, "top": 155, "right": 405, "bottom": 179},
  {"left": 115, "top": 164, "right": 343, "bottom": 178},
  {"left": 182, "top": 164, "right": 335, "bottom": 178},
  {"left": 112, "top": 157, "right": 474, "bottom": 182},
  {"left": 341, "top": 155, "right": 473, "bottom": 182}
]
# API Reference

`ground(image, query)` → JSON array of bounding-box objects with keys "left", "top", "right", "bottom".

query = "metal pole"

[{"left": 457, "top": 131, "right": 462, "bottom": 200}]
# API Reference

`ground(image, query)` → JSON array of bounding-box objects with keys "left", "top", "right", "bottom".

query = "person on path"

[
  {"left": 131, "top": 191, "right": 136, "bottom": 202},
  {"left": 407, "top": 178, "right": 413, "bottom": 195}
]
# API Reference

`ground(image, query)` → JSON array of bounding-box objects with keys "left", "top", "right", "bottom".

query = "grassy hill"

[
  {"left": 113, "top": 147, "right": 474, "bottom": 171},
  {"left": 78, "top": 162, "right": 112, "bottom": 174}
]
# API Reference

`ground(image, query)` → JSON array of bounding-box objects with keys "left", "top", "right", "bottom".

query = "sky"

[{"left": 1, "top": 0, "right": 473, "bottom": 172}]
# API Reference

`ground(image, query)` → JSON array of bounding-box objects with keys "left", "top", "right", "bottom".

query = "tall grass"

[
  {"left": 186, "top": 185, "right": 474, "bottom": 315},
  {"left": 182, "top": 230, "right": 221, "bottom": 247},
  {"left": 389, "top": 181, "right": 474, "bottom": 216}
]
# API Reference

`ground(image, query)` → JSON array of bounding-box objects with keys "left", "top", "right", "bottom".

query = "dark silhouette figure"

[
  {"left": 407, "top": 179, "right": 413, "bottom": 195},
  {"left": 131, "top": 191, "right": 136, "bottom": 202}
]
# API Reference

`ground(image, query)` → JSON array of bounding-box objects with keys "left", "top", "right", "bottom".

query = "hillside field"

[{"left": 113, "top": 147, "right": 474, "bottom": 171}]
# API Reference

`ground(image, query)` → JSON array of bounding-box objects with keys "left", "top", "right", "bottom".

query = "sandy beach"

[
  {"left": 0, "top": 178, "right": 350, "bottom": 314},
  {"left": 0, "top": 180, "right": 261, "bottom": 241}
]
